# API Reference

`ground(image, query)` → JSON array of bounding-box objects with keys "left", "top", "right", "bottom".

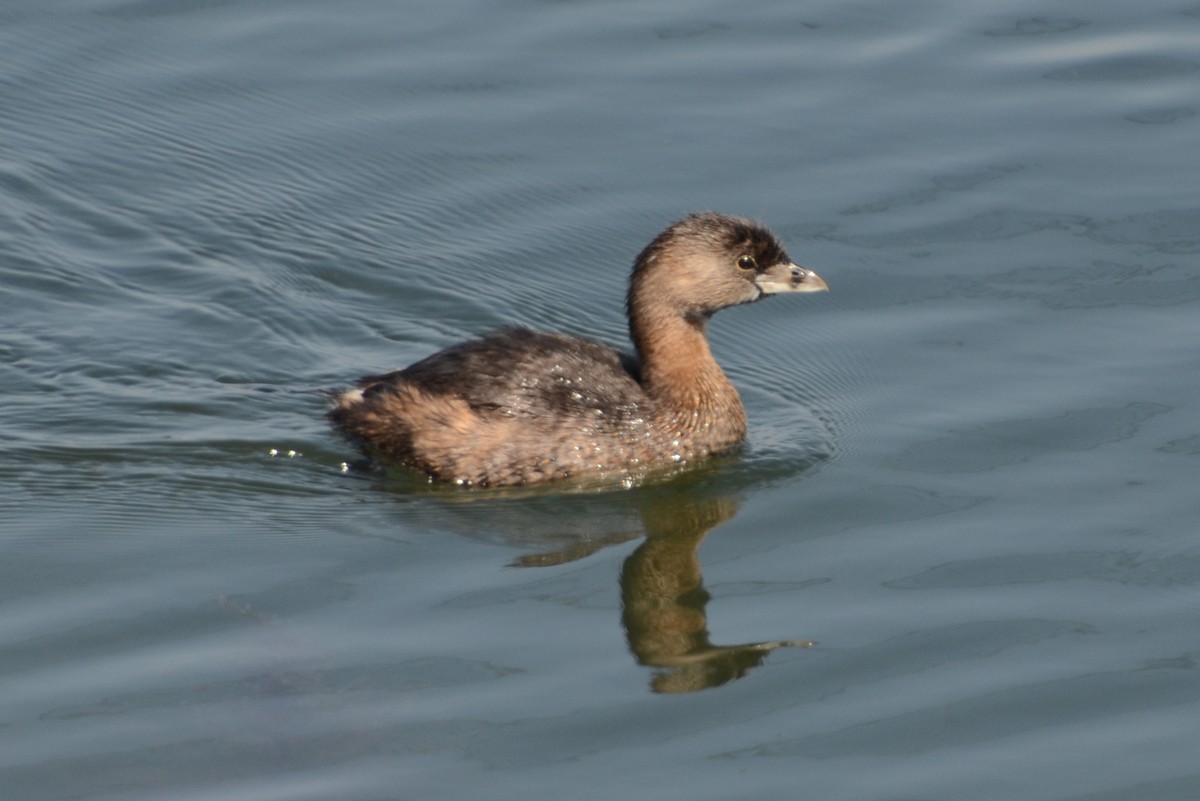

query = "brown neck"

[{"left": 630, "top": 301, "right": 747, "bottom": 439}]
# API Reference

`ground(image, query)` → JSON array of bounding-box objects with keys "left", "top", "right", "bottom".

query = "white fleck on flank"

[{"left": 337, "top": 388, "right": 365, "bottom": 407}]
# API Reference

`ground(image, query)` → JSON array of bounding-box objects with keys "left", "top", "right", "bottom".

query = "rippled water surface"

[{"left": 3, "top": 0, "right": 1200, "bottom": 799}]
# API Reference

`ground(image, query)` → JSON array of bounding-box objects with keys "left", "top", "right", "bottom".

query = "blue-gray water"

[{"left": 3, "top": 0, "right": 1199, "bottom": 799}]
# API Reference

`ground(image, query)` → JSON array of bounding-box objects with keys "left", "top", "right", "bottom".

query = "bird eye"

[{"left": 737, "top": 255, "right": 757, "bottom": 271}]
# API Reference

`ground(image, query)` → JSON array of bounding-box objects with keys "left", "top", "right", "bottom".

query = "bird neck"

[{"left": 629, "top": 301, "right": 747, "bottom": 440}]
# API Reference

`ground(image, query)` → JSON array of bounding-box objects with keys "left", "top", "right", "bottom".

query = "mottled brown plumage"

[{"left": 328, "top": 212, "right": 827, "bottom": 487}]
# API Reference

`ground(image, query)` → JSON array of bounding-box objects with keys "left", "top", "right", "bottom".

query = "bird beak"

[{"left": 754, "top": 262, "right": 829, "bottom": 294}]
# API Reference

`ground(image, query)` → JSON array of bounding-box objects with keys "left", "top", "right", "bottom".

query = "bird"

[{"left": 328, "top": 212, "right": 827, "bottom": 487}]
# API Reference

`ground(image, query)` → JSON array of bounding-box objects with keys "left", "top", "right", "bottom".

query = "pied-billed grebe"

[{"left": 329, "top": 212, "right": 827, "bottom": 487}]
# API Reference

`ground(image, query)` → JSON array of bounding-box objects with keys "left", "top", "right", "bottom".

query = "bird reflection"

[
  {"left": 376, "top": 465, "right": 817, "bottom": 693},
  {"left": 619, "top": 493, "right": 813, "bottom": 693}
]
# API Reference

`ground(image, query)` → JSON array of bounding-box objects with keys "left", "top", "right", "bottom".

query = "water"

[{"left": 3, "top": 0, "right": 1199, "bottom": 798}]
